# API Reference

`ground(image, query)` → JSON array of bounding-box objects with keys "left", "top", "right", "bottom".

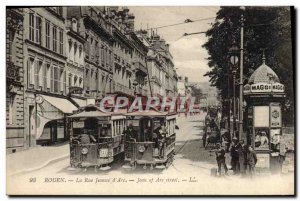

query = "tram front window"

[{"left": 72, "top": 129, "right": 97, "bottom": 144}]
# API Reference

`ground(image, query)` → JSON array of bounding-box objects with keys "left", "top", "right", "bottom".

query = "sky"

[{"left": 129, "top": 6, "right": 219, "bottom": 83}]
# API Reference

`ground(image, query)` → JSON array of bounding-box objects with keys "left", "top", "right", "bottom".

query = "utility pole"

[{"left": 238, "top": 7, "right": 245, "bottom": 141}]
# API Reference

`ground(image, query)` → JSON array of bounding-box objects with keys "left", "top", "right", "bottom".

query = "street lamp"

[{"left": 229, "top": 43, "right": 239, "bottom": 138}]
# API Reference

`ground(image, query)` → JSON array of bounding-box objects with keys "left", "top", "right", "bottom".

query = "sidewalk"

[{"left": 7, "top": 143, "right": 69, "bottom": 176}]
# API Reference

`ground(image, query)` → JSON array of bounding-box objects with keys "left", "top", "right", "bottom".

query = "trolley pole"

[{"left": 238, "top": 7, "right": 245, "bottom": 141}]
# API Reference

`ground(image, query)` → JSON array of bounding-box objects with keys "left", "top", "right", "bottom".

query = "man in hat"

[
  {"left": 230, "top": 137, "right": 240, "bottom": 174},
  {"left": 238, "top": 139, "right": 248, "bottom": 176},
  {"left": 215, "top": 143, "right": 228, "bottom": 176},
  {"left": 123, "top": 123, "right": 137, "bottom": 142}
]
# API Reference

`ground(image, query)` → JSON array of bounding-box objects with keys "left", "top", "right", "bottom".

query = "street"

[{"left": 7, "top": 112, "right": 294, "bottom": 195}]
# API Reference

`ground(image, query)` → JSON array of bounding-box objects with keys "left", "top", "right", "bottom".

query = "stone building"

[
  {"left": 65, "top": 9, "right": 87, "bottom": 106},
  {"left": 139, "top": 32, "right": 178, "bottom": 98},
  {"left": 129, "top": 31, "right": 149, "bottom": 96},
  {"left": 23, "top": 7, "right": 78, "bottom": 147},
  {"left": 6, "top": 8, "right": 25, "bottom": 153},
  {"left": 109, "top": 7, "right": 135, "bottom": 98},
  {"left": 77, "top": 7, "right": 114, "bottom": 100}
]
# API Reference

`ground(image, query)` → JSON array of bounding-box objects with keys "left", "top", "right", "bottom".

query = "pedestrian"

[
  {"left": 123, "top": 124, "right": 137, "bottom": 142},
  {"left": 158, "top": 131, "right": 166, "bottom": 159},
  {"left": 215, "top": 143, "right": 228, "bottom": 176},
  {"left": 230, "top": 137, "right": 239, "bottom": 174},
  {"left": 238, "top": 139, "right": 248, "bottom": 177},
  {"left": 222, "top": 131, "right": 231, "bottom": 152},
  {"left": 247, "top": 145, "right": 257, "bottom": 178}
]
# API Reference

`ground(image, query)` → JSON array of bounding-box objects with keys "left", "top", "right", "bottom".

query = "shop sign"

[
  {"left": 251, "top": 83, "right": 272, "bottom": 93},
  {"left": 69, "top": 86, "right": 83, "bottom": 95},
  {"left": 270, "top": 106, "right": 281, "bottom": 127},
  {"left": 73, "top": 121, "right": 84, "bottom": 128},
  {"left": 247, "top": 83, "right": 284, "bottom": 93}
]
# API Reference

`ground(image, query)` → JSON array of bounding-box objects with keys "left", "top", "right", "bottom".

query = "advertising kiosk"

[{"left": 243, "top": 57, "right": 285, "bottom": 170}]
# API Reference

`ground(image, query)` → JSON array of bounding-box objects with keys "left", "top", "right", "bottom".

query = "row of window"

[
  {"left": 68, "top": 74, "right": 83, "bottom": 89},
  {"left": 68, "top": 38, "right": 83, "bottom": 64},
  {"left": 84, "top": 67, "right": 112, "bottom": 92},
  {"left": 29, "top": 13, "right": 64, "bottom": 55},
  {"left": 85, "top": 34, "right": 113, "bottom": 68},
  {"left": 114, "top": 42, "right": 132, "bottom": 64},
  {"left": 28, "top": 58, "right": 65, "bottom": 94}
]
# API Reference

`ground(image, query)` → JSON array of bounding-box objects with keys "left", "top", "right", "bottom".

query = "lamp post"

[
  {"left": 229, "top": 43, "right": 239, "bottom": 138},
  {"left": 227, "top": 60, "right": 231, "bottom": 138},
  {"left": 238, "top": 7, "right": 245, "bottom": 141}
]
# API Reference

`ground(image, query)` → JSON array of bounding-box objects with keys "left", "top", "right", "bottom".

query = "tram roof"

[
  {"left": 67, "top": 110, "right": 112, "bottom": 118},
  {"left": 67, "top": 104, "right": 127, "bottom": 118},
  {"left": 125, "top": 109, "right": 176, "bottom": 117}
]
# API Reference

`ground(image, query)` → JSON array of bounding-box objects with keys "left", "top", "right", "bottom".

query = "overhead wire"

[{"left": 143, "top": 16, "right": 216, "bottom": 31}]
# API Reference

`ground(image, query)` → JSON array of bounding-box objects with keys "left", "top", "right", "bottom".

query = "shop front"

[{"left": 34, "top": 94, "right": 78, "bottom": 146}]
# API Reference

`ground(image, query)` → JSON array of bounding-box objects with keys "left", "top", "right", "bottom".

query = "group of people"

[
  {"left": 123, "top": 123, "right": 167, "bottom": 159},
  {"left": 215, "top": 137, "right": 258, "bottom": 178}
]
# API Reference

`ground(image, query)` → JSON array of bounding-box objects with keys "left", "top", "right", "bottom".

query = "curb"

[{"left": 9, "top": 154, "right": 69, "bottom": 176}]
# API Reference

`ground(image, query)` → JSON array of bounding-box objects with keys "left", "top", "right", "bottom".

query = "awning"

[
  {"left": 41, "top": 95, "right": 78, "bottom": 114},
  {"left": 71, "top": 98, "right": 87, "bottom": 107}
]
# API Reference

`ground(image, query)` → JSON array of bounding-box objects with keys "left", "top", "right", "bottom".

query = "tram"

[
  {"left": 122, "top": 109, "right": 177, "bottom": 170},
  {"left": 67, "top": 104, "right": 127, "bottom": 171}
]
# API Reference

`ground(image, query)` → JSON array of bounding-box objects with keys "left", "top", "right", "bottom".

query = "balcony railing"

[
  {"left": 132, "top": 60, "right": 147, "bottom": 75},
  {"left": 112, "top": 82, "right": 134, "bottom": 96}
]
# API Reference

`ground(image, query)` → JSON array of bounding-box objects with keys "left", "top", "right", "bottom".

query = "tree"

[{"left": 202, "top": 6, "right": 294, "bottom": 125}]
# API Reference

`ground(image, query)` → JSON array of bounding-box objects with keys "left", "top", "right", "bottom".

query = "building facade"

[
  {"left": 65, "top": 10, "right": 86, "bottom": 105},
  {"left": 77, "top": 7, "right": 114, "bottom": 100},
  {"left": 177, "top": 76, "right": 188, "bottom": 96},
  {"left": 109, "top": 7, "right": 135, "bottom": 97},
  {"left": 139, "top": 32, "right": 178, "bottom": 98},
  {"left": 6, "top": 8, "right": 25, "bottom": 153},
  {"left": 23, "top": 7, "right": 78, "bottom": 147}
]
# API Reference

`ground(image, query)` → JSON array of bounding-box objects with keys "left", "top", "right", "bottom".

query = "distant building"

[
  {"left": 188, "top": 82, "right": 220, "bottom": 108},
  {"left": 137, "top": 31, "right": 178, "bottom": 97},
  {"left": 177, "top": 76, "right": 188, "bottom": 96}
]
